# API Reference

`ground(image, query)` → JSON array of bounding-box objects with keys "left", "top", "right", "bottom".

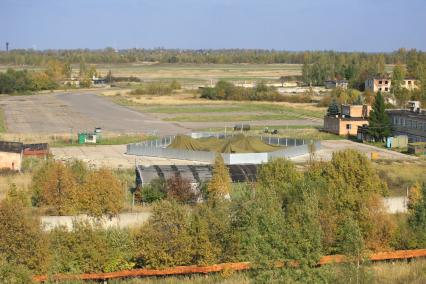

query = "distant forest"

[{"left": 0, "top": 48, "right": 424, "bottom": 66}]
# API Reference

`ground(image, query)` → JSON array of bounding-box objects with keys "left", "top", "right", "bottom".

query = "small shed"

[
  {"left": 408, "top": 142, "right": 426, "bottom": 155},
  {"left": 23, "top": 143, "right": 50, "bottom": 158},
  {"left": 0, "top": 141, "right": 23, "bottom": 171}
]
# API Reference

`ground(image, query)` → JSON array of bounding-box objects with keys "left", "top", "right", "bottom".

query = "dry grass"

[
  {"left": 374, "top": 159, "right": 426, "bottom": 196},
  {"left": 0, "top": 132, "right": 152, "bottom": 147},
  {"left": 0, "top": 172, "right": 32, "bottom": 200},
  {"left": 95, "top": 63, "right": 302, "bottom": 82},
  {"left": 371, "top": 259, "right": 426, "bottom": 284}
]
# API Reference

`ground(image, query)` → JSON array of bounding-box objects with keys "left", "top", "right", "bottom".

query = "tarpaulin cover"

[{"left": 168, "top": 134, "right": 281, "bottom": 153}]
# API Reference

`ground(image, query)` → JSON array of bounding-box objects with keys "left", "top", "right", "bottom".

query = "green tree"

[
  {"left": 138, "top": 178, "right": 166, "bottom": 203},
  {"left": 392, "top": 64, "right": 407, "bottom": 107},
  {"left": 48, "top": 222, "right": 135, "bottom": 274},
  {"left": 368, "top": 91, "right": 392, "bottom": 140},
  {"left": 322, "top": 149, "right": 394, "bottom": 251},
  {"left": 327, "top": 99, "right": 340, "bottom": 116},
  {"left": 135, "top": 200, "right": 194, "bottom": 268},
  {"left": 0, "top": 258, "right": 35, "bottom": 284},
  {"left": 408, "top": 183, "right": 426, "bottom": 247}
]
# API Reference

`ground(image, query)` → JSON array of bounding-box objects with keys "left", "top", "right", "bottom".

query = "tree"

[
  {"left": 0, "top": 196, "right": 48, "bottom": 273},
  {"left": 327, "top": 99, "right": 340, "bottom": 116},
  {"left": 408, "top": 183, "right": 426, "bottom": 247},
  {"left": 207, "top": 155, "right": 231, "bottom": 199},
  {"left": 322, "top": 150, "right": 394, "bottom": 251},
  {"left": 368, "top": 91, "right": 392, "bottom": 140},
  {"left": 79, "top": 168, "right": 125, "bottom": 218},
  {"left": 138, "top": 178, "right": 166, "bottom": 203},
  {"left": 257, "top": 158, "right": 302, "bottom": 197},
  {"left": 166, "top": 174, "right": 197, "bottom": 204},
  {"left": 0, "top": 258, "right": 35, "bottom": 284},
  {"left": 392, "top": 64, "right": 407, "bottom": 107},
  {"left": 31, "top": 161, "right": 78, "bottom": 215},
  {"left": 48, "top": 222, "right": 135, "bottom": 274},
  {"left": 135, "top": 200, "right": 194, "bottom": 268},
  {"left": 31, "top": 160, "right": 125, "bottom": 217}
]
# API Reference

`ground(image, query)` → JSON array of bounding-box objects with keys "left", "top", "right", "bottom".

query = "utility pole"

[{"left": 6, "top": 42, "right": 9, "bottom": 52}]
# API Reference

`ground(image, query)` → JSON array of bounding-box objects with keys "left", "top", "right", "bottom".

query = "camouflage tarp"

[{"left": 168, "top": 134, "right": 281, "bottom": 153}]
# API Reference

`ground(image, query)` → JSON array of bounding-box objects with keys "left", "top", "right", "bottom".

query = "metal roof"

[
  {"left": 136, "top": 164, "right": 258, "bottom": 185},
  {"left": 0, "top": 141, "right": 23, "bottom": 154}
]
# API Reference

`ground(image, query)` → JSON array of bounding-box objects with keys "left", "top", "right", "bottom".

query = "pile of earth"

[{"left": 168, "top": 134, "right": 282, "bottom": 153}]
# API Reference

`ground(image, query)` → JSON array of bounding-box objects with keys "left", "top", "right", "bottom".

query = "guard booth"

[{"left": 78, "top": 128, "right": 102, "bottom": 144}]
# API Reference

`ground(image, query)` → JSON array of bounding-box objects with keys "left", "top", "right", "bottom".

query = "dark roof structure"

[
  {"left": 0, "top": 141, "right": 23, "bottom": 154},
  {"left": 136, "top": 164, "right": 258, "bottom": 186},
  {"left": 23, "top": 143, "right": 49, "bottom": 151}
]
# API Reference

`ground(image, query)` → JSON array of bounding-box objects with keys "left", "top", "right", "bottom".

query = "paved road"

[{"left": 1, "top": 93, "right": 189, "bottom": 136}]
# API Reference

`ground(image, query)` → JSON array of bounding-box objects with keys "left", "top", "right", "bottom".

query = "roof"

[
  {"left": 0, "top": 141, "right": 23, "bottom": 154},
  {"left": 387, "top": 109, "right": 426, "bottom": 119},
  {"left": 325, "top": 115, "right": 369, "bottom": 122},
  {"left": 23, "top": 143, "right": 49, "bottom": 151},
  {"left": 136, "top": 164, "right": 258, "bottom": 185},
  {"left": 325, "top": 80, "right": 348, "bottom": 84}
]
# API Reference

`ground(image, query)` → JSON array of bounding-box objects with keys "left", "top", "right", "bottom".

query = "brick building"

[{"left": 323, "top": 104, "right": 371, "bottom": 136}]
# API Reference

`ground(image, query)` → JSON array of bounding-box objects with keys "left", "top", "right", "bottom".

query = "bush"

[
  {"left": 48, "top": 222, "right": 135, "bottom": 274},
  {"left": 138, "top": 178, "right": 167, "bottom": 204}
]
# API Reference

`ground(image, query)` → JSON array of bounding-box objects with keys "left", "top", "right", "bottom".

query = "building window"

[
  {"left": 346, "top": 124, "right": 352, "bottom": 130},
  {"left": 385, "top": 87, "right": 389, "bottom": 91},
  {"left": 379, "top": 87, "right": 382, "bottom": 91},
  {"left": 408, "top": 81, "right": 412, "bottom": 84},
  {"left": 379, "top": 80, "right": 382, "bottom": 84},
  {"left": 385, "top": 80, "right": 388, "bottom": 84}
]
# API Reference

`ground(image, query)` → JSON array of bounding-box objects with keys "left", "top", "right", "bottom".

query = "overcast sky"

[{"left": 1, "top": 0, "right": 425, "bottom": 51}]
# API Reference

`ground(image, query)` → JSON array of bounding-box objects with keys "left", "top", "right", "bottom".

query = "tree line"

[
  {"left": 1, "top": 151, "right": 425, "bottom": 282},
  {"left": 0, "top": 60, "right": 99, "bottom": 94},
  {"left": 0, "top": 48, "right": 424, "bottom": 66}
]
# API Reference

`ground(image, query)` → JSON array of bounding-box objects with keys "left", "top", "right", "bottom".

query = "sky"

[{"left": 1, "top": 0, "right": 426, "bottom": 52}]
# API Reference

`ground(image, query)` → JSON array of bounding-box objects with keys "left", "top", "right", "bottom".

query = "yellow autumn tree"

[
  {"left": 80, "top": 168, "right": 124, "bottom": 218},
  {"left": 408, "top": 182, "right": 423, "bottom": 212},
  {"left": 207, "top": 155, "right": 231, "bottom": 199}
]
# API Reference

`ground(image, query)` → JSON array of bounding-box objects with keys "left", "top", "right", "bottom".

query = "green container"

[{"left": 78, "top": 133, "right": 87, "bottom": 144}]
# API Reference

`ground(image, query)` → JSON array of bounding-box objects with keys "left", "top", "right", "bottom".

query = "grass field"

[
  {"left": 374, "top": 159, "right": 426, "bottom": 196},
  {"left": 111, "top": 92, "right": 326, "bottom": 125},
  {"left": 94, "top": 63, "right": 302, "bottom": 84}
]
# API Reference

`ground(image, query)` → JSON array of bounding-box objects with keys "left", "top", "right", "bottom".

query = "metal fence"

[
  {"left": 132, "top": 132, "right": 308, "bottom": 148},
  {"left": 126, "top": 133, "right": 321, "bottom": 165}
]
